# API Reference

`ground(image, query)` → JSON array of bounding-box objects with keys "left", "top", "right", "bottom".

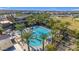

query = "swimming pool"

[{"left": 29, "top": 26, "right": 52, "bottom": 47}]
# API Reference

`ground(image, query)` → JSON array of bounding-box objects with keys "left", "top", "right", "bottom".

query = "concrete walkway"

[{"left": 14, "top": 44, "right": 23, "bottom": 51}]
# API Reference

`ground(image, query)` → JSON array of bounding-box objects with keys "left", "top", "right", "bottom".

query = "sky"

[{"left": 0, "top": 7, "right": 79, "bottom": 11}]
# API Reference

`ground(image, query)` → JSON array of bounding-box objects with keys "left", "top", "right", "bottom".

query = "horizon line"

[{"left": 0, "top": 7, "right": 79, "bottom": 11}]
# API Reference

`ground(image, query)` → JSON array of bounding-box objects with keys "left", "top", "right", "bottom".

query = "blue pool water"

[{"left": 29, "top": 26, "right": 51, "bottom": 47}]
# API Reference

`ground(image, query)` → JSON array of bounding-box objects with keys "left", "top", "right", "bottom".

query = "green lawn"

[{"left": 57, "top": 17, "right": 79, "bottom": 31}]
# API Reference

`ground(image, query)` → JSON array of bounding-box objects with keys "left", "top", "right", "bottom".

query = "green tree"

[
  {"left": 6, "top": 15, "right": 16, "bottom": 23},
  {"left": 6, "top": 15, "right": 16, "bottom": 30},
  {"left": 41, "top": 34, "right": 47, "bottom": 51},
  {"left": 27, "top": 15, "right": 36, "bottom": 26},
  {"left": 22, "top": 31, "right": 32, "bottom": 51},
  {"left": 76, "top": 30, "right": 79, "bottom": 39},
  {"left": 0, "top": 26, "right": 4, "bottom": 35},
  {"left": 60, "top": 21, "right": 71, "bottom": 29},
  {"left": 49, "top": 18, "right": 61, "bottom": 44},
  {"left": 15, "top": 24, "right": 25, "bottom": 42},
  {"left": 45, "top": 44, "right": 57, "bottom": 51}
]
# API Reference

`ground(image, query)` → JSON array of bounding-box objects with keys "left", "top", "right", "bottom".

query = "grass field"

[{"left": 57, "top": 16, "right": 79, "bottom": 31}]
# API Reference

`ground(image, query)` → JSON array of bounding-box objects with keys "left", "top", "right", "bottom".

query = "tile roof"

[{"left": 0, "top": 34, "right": 11, "bottom": 40}]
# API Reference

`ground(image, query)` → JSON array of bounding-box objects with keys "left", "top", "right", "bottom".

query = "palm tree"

[
  {"left": 59, "top": 21, "right": 71, "bottom": 43},
  {"left": 76, "top": 30, "right": 79, "bottom": 39},
  {"left": 60, "top": 21, "right": 71, "bottom": 29},
  {"left": 27, "top": 14, "right": 36, "bottom": 26},
  {"left": 6, "top": 15, "right": 16, "bottom": 30},
  {"left": 59, "top": 22, "right": 71, "bottom": 37},
  {"left": 6, "top": 15, "right": 16, "bottom": 23},
  {"left": 0, "top": 26, "right": 4, "bottom": 35},
  {"left": 15, "top": 24, "right": 25, "bottom": 42},
  {"left": 41, "top": 34, "right": 47, "bottom": 51},
  {"left": 50, "top": 20, "right": 71, "bottom": 47},
  {"left": 41, "top": 13, "right": 50, "bottom": 25},
  {"left": 45, "top": 44, "right": 57, "bottom": 51},
  {"left": 49, "top": 18, "right": 61, "bottom": 44},
  {"left": 22, "top": 31, "right": 32, "bottom": 51}
]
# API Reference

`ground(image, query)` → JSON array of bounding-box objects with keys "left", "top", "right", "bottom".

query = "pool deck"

[
  {"left": 14, "top": 44, "right": 23, "bottom": 51},
  {"left": 14, "top": 26, "right": 52, "bottom": 51}
]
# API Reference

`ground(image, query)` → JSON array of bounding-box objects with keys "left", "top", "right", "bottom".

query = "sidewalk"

[{"left": 14, "top": 44, "right": 23, "bottom": 51}]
